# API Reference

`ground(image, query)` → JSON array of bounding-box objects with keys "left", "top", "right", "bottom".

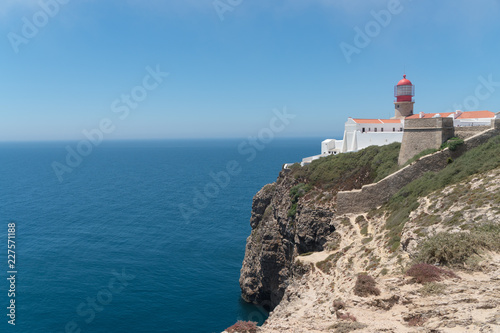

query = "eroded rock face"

[
  {"left": 295, "top": 207, "right": 335, "bottom": 254},
  {"left": 239, "top": 171, "right": 337, "bottom": 310}
]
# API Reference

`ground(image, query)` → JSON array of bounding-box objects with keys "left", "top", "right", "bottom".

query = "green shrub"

[
  {"left": 441, "top": 137, "right": 464, "bottom": 151},
  {"left": 328, "top": 321, "right": 367, "bottom": 332},
  {"left": 355, "top": 215, "right": 366, "bottom": 224},
  {"left": 360, "top": 225, "right": 368, "bottom": 236},
  {"left": 361, "top": 237, "right": 372, "bottom": 245},
  {"left": 316, "top": 252, "right": 343, "bottom": 273},
  {"left": 290, "top": 142, "right": 401, "bottom": 190},
  {"left": 419, "top": 282, "right": 447, "bottom": 296},
  {"left": 289, "top": 183, "right": 312, "bottom": 203},
  {"left": 288, "top": 183, "right": 312, "bottom": 218},
  {"left": 415, "top": 225, "right": 500, "bottom": 267},
  {"left": 366, "top": 208, "right": 383, "bottom": 220}
]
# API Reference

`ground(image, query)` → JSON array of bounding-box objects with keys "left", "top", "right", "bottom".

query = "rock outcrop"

[{"left": 239, "top": 171, "right": 336, "bottom": 309}]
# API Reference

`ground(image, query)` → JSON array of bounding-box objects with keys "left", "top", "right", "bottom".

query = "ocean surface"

[{"left": 0, "top": 138, "right": 320, "bottom": 333}]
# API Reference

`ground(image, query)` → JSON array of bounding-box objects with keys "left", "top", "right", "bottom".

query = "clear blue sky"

[{"left": 1, "top": 0, "right": 500, "bottom": 141}]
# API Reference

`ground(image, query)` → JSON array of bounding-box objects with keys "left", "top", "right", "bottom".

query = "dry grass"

[
  {"left": 416, "top": 224, "right": 500, "bottom": 267},
  {"left": 328, "top": 321, "right": 367, "bottom": 333},
  {"left": 419, "top": 282, "right": 447, "bottom": 296}
]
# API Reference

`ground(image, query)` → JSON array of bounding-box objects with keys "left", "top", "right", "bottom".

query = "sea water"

[{"left": 0, "top": 138, "right": 320, "bottom": 333}]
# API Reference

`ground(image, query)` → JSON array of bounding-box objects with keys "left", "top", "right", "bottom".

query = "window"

[
  {"left": 368, "top": 128, "right": 371, "bottom": 132},
  {"left": 374, "top": 128, "right": 377, "bottom": 132},
  {"left": 362, "top": 127, "right": 365, "bottom": 133},
  {"left": 381, "top": 128, "right": 384, "bottom": 132},
  {"left": 393, "top": 127, "right": 395, "bottom": 132}
]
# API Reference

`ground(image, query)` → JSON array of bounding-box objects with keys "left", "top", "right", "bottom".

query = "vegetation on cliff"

[
  {"left": 288, "top": 183, "right": 312, "bottom": 217},
  {"left": 289, "top": 142, "right": 401, "bottom": 191},
  {"left": 415, "top": 223, "right": 500, "bottom": 267},
  {"left": 440, "top": 136, "right": 465, "bottom": 151},
  {"left": 384, "top": 135, "right": 500, "bottom": 251}
]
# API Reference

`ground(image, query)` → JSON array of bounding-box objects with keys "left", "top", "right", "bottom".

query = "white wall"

[
  {"left": 321, "top": 139, "right": 343, "bottom": 155},
  {"left": 345, "top": 118, "right": 403, "bottom": 133},
  {"left": 454, "top": 119, "right": 493, "bottom": 127},
  {"left": 355, "top": 132, "right": 404, "bottom": 150},
  {"left": 341, "top": 118, "right": 404, "bottom": 153}
]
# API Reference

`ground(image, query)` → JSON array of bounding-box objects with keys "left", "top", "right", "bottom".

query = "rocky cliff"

[
  {"left": 239, "top": 170, "right": 337, "bottom": 309},
  {"left": 236, "top": 136, "right": 500, "bottom": 332}
]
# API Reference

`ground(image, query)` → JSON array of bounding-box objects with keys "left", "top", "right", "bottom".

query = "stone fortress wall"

[
  {"left": 336, "top": 119, "right": 500, "bottom": 215},
  {"left": 454, "top": 125, "right": 492, "bottom": 139},
  {"left": 398, "top": 118, "right": 455, "bottom": 166}
]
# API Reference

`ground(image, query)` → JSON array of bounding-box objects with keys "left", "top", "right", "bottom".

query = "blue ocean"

[{"left": 0, "top": 138, "right": 320, "bottom": 333}]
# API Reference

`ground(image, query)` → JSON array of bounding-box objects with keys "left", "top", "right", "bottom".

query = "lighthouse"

[{"left": 394, "top": 75, "right": 415, "bottom": 119}]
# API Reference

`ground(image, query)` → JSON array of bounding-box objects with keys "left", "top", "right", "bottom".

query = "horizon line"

[{"left": 0, "top": 134, "right": 343, "bottom": 144}]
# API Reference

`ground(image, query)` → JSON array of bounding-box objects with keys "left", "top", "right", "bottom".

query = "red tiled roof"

[
  {"left": 457, "top": 111, "right": 495, "bottom": 119},
  {"left": 406, "top": 112, "right": 453, "bottom": 119},
  {"left": 406, "top": 111, "right": 494, "bottom": 119},
  {"left": 352, "top": 119, "right": 402, "bottom": 124},
  {"left": 380, "top": 119, "right": 404, "bottom": 123}
]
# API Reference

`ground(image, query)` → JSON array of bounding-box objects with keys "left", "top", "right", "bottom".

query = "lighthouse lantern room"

[
  {"left": 394, "top": 74, "right": 415, "bottom": 102},
  {"left": 394, "top": 75, "right": 415, "bottom": 118}
]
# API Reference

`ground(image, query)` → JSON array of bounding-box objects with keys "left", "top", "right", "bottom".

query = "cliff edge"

[
  {"left": 236, "top": 135, "right": 500, "bottom": 332},
  {"left": 239, "top": 172, "right": 336, "bottom": 309},
  {"left": 239, "top": 142, "right": 402, "bottom": 309}
]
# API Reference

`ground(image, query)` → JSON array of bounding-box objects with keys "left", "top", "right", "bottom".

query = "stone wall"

[
  {"left": 394, "top": 101, "right": 414, "bottom": 119},
  {"left": 454, "top": 126, "right": 491, "bottom": 139},
  {"left": 336, "top": 125, "right": 500, "bottom": 214},
  {"left": 398, "top": 118, "right": 455, "bottom": 165}
]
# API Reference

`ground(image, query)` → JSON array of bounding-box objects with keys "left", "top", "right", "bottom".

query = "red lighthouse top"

[
  {"left": 394, "top": 74, "right": 415, "bottom": 102},
  {"left": 397, "top": 74, "right": 412, "bottom": 86}
]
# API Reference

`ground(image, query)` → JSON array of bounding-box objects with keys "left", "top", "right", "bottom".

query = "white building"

[
  {"left": 301, "top": 118, "right": 404, "bottom": 165},
  {"left": 339, "top": 118, "right": 404, "bottom": 153},
  {"left": 299, "top": 75, "right": 498, "bottom": 166}
]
